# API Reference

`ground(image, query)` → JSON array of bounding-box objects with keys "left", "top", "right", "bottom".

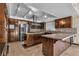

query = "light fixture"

[
  {"left": 44, "top": 15, "right": 47, "bottom": 18},
  {"left": 18, "top": 7, "right": 20, "bottom": 11},
  {"left": 60, "top": 20, "right": 66, "bottom": 25}
]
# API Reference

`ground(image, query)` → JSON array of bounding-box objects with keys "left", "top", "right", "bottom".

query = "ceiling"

[{"left": 6, "top": 3, "right": 79, "bottom": 22}]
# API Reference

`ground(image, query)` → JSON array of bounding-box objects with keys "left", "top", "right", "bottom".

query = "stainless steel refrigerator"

[{"left": 19, "top": 24, "right": 28, "bottom": 41}]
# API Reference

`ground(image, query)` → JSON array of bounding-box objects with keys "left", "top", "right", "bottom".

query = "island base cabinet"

[
  {"left": 54, "top": 41, "right": 70, "bottom": 56},
  {"left": 42, "top": 38, "right": 70, "bottom": 56},
  {"left": 42, "top": 38, "right": 54, "bottom": 56},
  {"left": 24, "top": 34, "right": 42, "bottom": 46}
]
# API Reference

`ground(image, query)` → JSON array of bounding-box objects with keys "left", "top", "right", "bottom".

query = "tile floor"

[
  {"left": 7, "top": 41, "right": 79, "bottom": 56},
  {"left": 7, "top": 42, "right": 43, "bottom": 56},
  {"left": 61, "top": 45, "right": 79, "bottom": 56}
]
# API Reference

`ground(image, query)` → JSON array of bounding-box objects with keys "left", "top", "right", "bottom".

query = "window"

[{"left": 9, "top": 24, "right": 15, "bottom": 29}]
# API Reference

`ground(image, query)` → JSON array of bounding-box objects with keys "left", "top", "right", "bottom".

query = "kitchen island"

[
  {"left": 41, "top": 33, "right": 76, "bottom": 56},
  {"left": 24, "top": 31, "right": 54, "bottom": 47},
  {"left": 24, "top": 29, "right": 77, "bottom": 55},
  {"left": 24, "top": 32, "right": 45, "bottom": 46}
]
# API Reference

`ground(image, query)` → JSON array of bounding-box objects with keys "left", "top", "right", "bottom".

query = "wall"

[
  {"left": 77, "top": 17, "right": 79, "bottom": 44},
  {"left": 72, "top": 16, "right": 79, "bottom": 44},
  {"left": 46, "top": 21, "right": 55, "bottom": 31},
  {"left": 72, "top": 16, "right": 78, "bottom": 28}
]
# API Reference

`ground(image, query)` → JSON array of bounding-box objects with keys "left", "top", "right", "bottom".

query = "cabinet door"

[
  {"left": 55, "top": 16, "right": 71, "bottom": 28},
  {"left": 42, "top": 38, "right": 54, "bottom": 56},
  {"left": 54, "top": 41, "right": 70, "bottom": 56},
  {"left": 0, "top": 3, "right": 7, "bottom": 43}
]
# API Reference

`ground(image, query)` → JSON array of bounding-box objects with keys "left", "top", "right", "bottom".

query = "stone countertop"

[
  {"left": 26, "top": 28, "right": 77, "bottom": 35},
  {"left": 26, "top": 32, "right": 45, "bottom": 35},
  {"left": 26, "top": 30, "right": 76, "bottom": 35},
  {"left": 0, "top": 43, "right": 5, "bottom": 56},
  {"left": 41, "top": 33, "right": 77, "bottom": 41}
]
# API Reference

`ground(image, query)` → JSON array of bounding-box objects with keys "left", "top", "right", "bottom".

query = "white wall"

[
  {"left": 46, "top": 21, "right": 55, "bottom": 31},
  {"left": 76, "top": 17, "right": 79, "bottom": 44},
  {"left": 72, "top": 16, "right": 78, "bottom": 28},
  {"left": 72, "top": 16, "right": 79, "bottom": 44}
]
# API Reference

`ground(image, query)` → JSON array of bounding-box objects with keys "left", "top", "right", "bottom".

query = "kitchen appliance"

[{"left": 19, "top": 23, "right": 28, "bottom": 41}]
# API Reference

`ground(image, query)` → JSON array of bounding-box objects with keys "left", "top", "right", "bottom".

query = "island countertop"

[
  {"left": 26, "top": 31, "right": 45, "bottom": 35},
  {"left": 41, "top": 33, "right": 76, "bottom": 41},
  {"left": 41, "top": 33, "right": 77, "bottom": 56}
]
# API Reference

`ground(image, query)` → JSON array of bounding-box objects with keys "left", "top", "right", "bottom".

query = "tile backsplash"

[
  {"left": 54, "top": 28, "right": 77, "bottom": 33},
  {"left": 30, "top": 29, "right": 45, "bottom": 32}
]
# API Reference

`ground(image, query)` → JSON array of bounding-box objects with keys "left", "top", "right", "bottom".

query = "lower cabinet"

[
  {"left": 42, "top": 38, "right": 54, "bottom": 56},
  {"left": 0, "top": 3, "right": 8, "bottom": 56},
  {"left": 24, "top": 34, "right": 43, "bottom": 46},
  {"left": 42, "top": 38, "right": 70, "bottom": 56},
  {"left": 54, "top": 41, "right": 70, "bottom": 56}
]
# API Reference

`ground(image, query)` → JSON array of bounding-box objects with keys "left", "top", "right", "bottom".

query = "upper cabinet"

[
  {"left": 55, "top": 16, "right": 71, "bottom": 28},
  {"left": 31, "top": 22, "right": 45, "bottom": 29}
]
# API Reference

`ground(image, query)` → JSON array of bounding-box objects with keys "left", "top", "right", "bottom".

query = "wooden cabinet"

[
  {"left": 42, "top": 38, "right": 54, "bottom": 56},
  {"left": 42, "top": 38, "right": 70, "bottom": 56},
  {"left": 0, "top": 3, "right": 7, "bottom": 43},
  {"left": 24, "top": 33, "right": 44, "bottom": 46},
  {"left": 55, "top": 16, "right": 71, "bottom": 28},
  {"left": 8, "top": 19, "right": 18, "bottom": 42},
  {"left": 31, "top": 22, "right": 45, "bottom": 29},
  {"left": 0, "top": 3, "right": 8, "bottom": 56},
  {"left": 25, "top": 34, "right": 42, "bottom": 46},
  {"left": 54, "top": 41, "right": 70, "bottom": 56}
]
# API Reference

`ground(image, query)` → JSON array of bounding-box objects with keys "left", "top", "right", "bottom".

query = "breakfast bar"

[{"left": 41, "top": 33, "right": 76, "bottom": 56}]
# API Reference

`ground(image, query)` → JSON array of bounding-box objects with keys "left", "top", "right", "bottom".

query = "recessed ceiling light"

[
  {"left": 44, "top": 15, "right": 47, "bottom": 18},
  {"left": 18, "top": 7, "right": 20, "bottom": 11}
]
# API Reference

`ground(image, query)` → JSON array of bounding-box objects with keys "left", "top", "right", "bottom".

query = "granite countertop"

[
  {"left": 26, "top": 28, "right": 77, "bottom": 36},
  {"left": 41, "top": 33, "right": 76, "bottom": 41},
  {"left": 0, "top": 43, "right": 5, "bottom": 55},
  {"left": 26, "top": 30, "right": 62, "bottom": 35},
  {"left": 26, "top": 31, "right": 45, "bottom": 35},
  {"left": 26, "top": 31, "right": 76, "bottom": 35}
]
